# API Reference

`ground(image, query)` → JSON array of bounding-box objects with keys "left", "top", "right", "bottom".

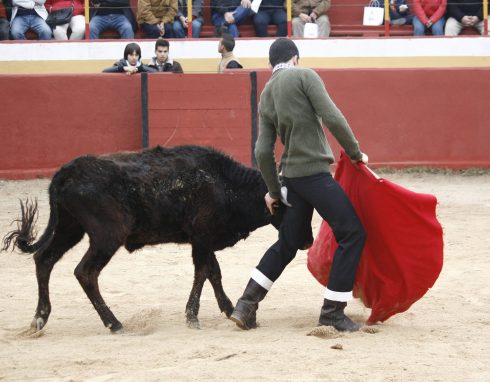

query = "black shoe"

[
  {"left": 318, "top": 299, "right": 360, "bottom": 332},
  {"left": 230, "top": 279, "right": 268, "bottom": 330}
]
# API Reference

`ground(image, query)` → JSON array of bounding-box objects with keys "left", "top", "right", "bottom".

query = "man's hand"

[
  {"left": 299, "top": 13, "right": 311, "bottom": 23},
  {"left": 224, "top": 11, "right": 235, "bottom": 24},
  {"left": 265, "top": 193, "right": 279, "bottom": 215},
  {"left": 461, "top": 15, "right": 473, "bottom": 27},
  {"left": 309, "top": 12, "right": 317, "bottom": 22},
  {"left": 351, "top": 152, "right": 369, "bottom": 166},
  {"left": 180, "top": 16, "right": 188, "bottom": 27},
  {"left": 241, "top": 0, "right": 252, "bottom": 8},
  {"left": 158, "top": 22, "right": 165, "bottom": 36}
]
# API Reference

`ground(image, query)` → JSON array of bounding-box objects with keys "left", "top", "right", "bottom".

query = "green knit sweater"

[{"left": 255, "top": 67, "right": 362, "bottom": 199}]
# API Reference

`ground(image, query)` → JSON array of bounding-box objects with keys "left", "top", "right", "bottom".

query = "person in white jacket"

[{"left": 10, "top": 0, "right": 52, "bottom": 39}]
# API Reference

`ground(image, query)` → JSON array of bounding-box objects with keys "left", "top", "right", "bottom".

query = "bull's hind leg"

[
  {"left": 74, "top": 240, "right": 122, "bottom": 332},
  {"left": 32, "top": 218, "right": 85, "bottom": 331},
  {"left": 207, "top": 253, "right": 234, "bottom": 318},
  {"left": 185, "top": 245, "right": 208, "bottom": 329}
]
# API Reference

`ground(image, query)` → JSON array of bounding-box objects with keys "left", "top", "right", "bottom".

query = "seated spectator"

[
  {"left": 10, "top": 0, "right": 52, "bottom": 40},
  {"left": 0, "top": 0, "right": 10, "bottom": 39},
  {"left": 386, "top": 0, "right": 413, "bottom": 25},
  {"left": 45, "top": 0, "right": 85, "bottom": 39},
  {"left": 103, "top": 42, "right": 157, "bottom": 74},
  {"left": 445, "top": 0, "right": 484, "bottom": 36},
  {"left": 244, "top": 0, "right": 287, "bottom": 37},
  {"left": 89, "top": 0, "right": 136, "bottom": 39},
  {"left": 173, "top": 0, "right": 203, "bottom": 38},
  {"left": 148, "top": 38, "right": 184, "bottom": 72},
  {"left": 211, "top": 0, "right": 252, "bottom": 38},
  {"left": 218, "top": 33, "right": 242, "bottom": 73},
  {"left": 412, "top": 0, "right": 445, "bottom": 36},
  {"left": 292, "top": 0, "right": 331, "bottom": 38},
  {"left": 137, "top": 0, "right": 177, "bottom": 38}
]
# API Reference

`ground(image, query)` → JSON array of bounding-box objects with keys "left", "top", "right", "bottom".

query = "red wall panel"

[
  {"left": 0, "top": 69, "right": 488, "bottom": 180},
  {"left": 0, "top": 74, "right": 142, "bottom": 179}
]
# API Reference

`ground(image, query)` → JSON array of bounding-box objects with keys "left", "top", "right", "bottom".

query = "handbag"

[
  {"left": 46, "top": 1, "right": 74, "bottom": 29},
  {"left": 363, "top": 0, "right": 384, "bottom": 26},
  {"left": 303, "top": 22, "right": 319, "bottom": 38}
]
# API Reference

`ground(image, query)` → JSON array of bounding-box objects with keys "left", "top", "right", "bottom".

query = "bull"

[{"left": 3, "top": 145, "right": 313, "bottom": 333}]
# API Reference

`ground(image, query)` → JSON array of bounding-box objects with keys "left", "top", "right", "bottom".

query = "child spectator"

[
  {"left": 89, "top": 0, "right": 136, "bottom": 39},
  {"left": 137, "top": 0, "right": 177, "bottom": 38},
  {"left": 45, "top": 0, "right": 85, "bottom": 39},
  {"left": 148, "top": 38, "right": 184, "bottom": 72},
  {"left": 103, "top": 42, "right": 157, "bottom": 74},
  {"left": 412, "top": 0, "right": 446, "bottom": 36},
  {"left": 173, "top": 0, "right": 203, "bottom": 38},
  {"left": 10, "top": 0, "right": 52, "bottom": 39}
]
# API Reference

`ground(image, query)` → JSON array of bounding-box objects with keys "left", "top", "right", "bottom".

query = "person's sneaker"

[{"left": 391, "top": 17, "right": 407, "bottom": 26}]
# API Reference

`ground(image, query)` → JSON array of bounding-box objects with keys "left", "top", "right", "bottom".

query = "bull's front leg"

[
  {"left": 207, "top": 253, "right": 234, "bottom": 318},
  {"left": 186, "top": 245, "right": 209, "bottom": 329}
]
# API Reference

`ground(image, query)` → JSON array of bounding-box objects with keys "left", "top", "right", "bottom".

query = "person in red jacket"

[
  {"left": 45, "top": 0, "right": 85, "bottom": 39},
  {"left": 412, "top": 0, "right": 446, "bottom": 36}
]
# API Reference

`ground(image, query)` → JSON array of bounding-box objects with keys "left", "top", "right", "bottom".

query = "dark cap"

[{"left": 269, "top": 38, "right": 299, "bottom": 67}]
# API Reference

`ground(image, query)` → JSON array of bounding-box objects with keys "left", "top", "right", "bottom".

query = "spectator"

[
  {"left": 218, "top": 33, "right": 242, "bottom": 73},
  {"left": 0, "top": 0, "right": 10, "bottom": 39},
  {"left": 10, "top": 0, "right": 52, "bottom": 39},
  {"left": 292, "top": 0, "right": 331, "bottom": 37},
  {"left": 241, "top": 0, "right": 287, "bottom": 37},
  {"left": 45, "top": 0, "right": 85, "bottom": 39},
  {"left": 211, "top": 0, "right": 252, "bottom": 38},
  {"left": 89, "top": 0, "right": 136, "bottom": 39},
  {"left": 137, "top": 0, "right": 177, "bottom": 38},
  {"left": 103, "top": 42, "right": 157, "bottom": 74},
  {"left": 386, "top": 0, "right": 413, "bottom": 25},
  {"left": 173, "top": 0, "right": 203, "bottom": 38},
  {"left": 412, "top": 0, "right": 446, "bottom": 35},
  {"left": 445, "top": 0, "right": 484, "bottom": 36},
  {"left": 148, "top": 38, "right": 184, "bottom": 72}
]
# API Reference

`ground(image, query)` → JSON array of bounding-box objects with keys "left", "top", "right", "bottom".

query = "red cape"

[{"left": 307, "top": 152, "right": 444, "bottom": 323}]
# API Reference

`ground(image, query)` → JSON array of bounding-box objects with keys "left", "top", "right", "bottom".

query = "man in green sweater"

[{"left": 230, "top": 38, "right": 368, "bottom": 332}]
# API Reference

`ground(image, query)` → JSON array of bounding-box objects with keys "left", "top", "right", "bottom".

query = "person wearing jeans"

[
  {"left": 230, "top": 38, "right": 368, "bottom": 333},
  {"left": 211, "top": 0, "right": 252, "bottom": 37},
  {"left": 10, "top": 0, "right": 52, "bottom": 39},
  {"left": 248, "top": 0, "right": 287, "bottom": 37},
  {"left": 412, "top": 0, "right": 446, "bottom": 36},
  {"left": 173, "top": 0, "right": 204, "bottom": 38},
  {"left": 89, "top": 0, "right": 136, "bottom": 39}
]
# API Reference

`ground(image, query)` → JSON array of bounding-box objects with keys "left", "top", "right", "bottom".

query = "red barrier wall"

[
  {"left": 0, "top": 69, "right": 489, "bottom": 180},
  {"left": 148, "top": 73, "right": 253, "bottom": 165},
  {"left": 0, "top": 74, "right": 142, "bottom": 179}
]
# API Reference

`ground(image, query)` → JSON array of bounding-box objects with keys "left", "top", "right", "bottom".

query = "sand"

[{"left": 0, "top": 172, "right": 489, "bottom": 382}]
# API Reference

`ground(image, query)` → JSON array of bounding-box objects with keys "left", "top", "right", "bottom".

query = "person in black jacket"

[
  {"left": 103, "top": 42, "right": 157, "bottom": 74},
  {"left": 217, "top": 33, "right": 243, "bottom": 73},
  {"left": 445, "top": 0, "right": 485, "bottom": 35},
  {"left": 89, "top": 0, "right": 137, "bottom": 39}
]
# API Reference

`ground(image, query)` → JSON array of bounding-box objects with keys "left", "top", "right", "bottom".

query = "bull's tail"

[{"left": 2, "top": 173, "right": 62, "bottom": 254}]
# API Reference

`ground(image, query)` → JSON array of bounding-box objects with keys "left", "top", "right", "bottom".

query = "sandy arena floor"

[{"left": 0, "top": 172, "right": 489, "bottom": 381}]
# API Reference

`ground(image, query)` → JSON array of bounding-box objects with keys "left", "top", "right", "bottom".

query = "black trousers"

[{"left": 257, "top": 172, "right": 366, "bottom": 293}]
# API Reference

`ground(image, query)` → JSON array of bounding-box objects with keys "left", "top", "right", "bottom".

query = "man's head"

[
  {"left": 124, "top": 43, "right": 141, "bottom": 65},
  {"left": 155, "top": 39, "right": 170, "bottom": 64},
  {"left": 218, "top": 33, "right": 235, "bottom": 54},
  {"left": 268, "top": 38, "right": 299, "bottom": 67}
]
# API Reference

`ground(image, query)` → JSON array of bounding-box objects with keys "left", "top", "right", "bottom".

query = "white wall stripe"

[{"left": 1, "top": 36, "right": 490, "bottom": 61}]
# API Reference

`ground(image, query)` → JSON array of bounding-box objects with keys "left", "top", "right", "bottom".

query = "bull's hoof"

[
  {"left": 222, "top": 302, "right": 234, "bottom": 318},
  {"left": 30, "top": 316, "right": 46, "bottom": 332},
  {"left": 186, "top": 317, "right": 201, "bottom": 329},
  {"left": 108, "top": 321, "right": 124, "bottom": 333}
]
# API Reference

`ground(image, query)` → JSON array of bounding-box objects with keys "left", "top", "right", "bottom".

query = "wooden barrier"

[{"left": 0, "top": 68, "right": 489, "bottom": 180}]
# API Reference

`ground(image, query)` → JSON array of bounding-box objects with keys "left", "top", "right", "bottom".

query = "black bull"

[{"left": 3, "top": 145, "right": 313, "bottom": 332}]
